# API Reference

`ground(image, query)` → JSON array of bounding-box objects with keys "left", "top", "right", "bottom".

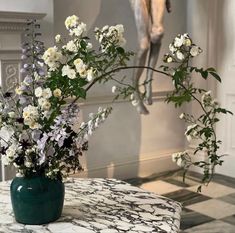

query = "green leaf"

[
  {"left": 80, "top": 40, "right": 87, "bottom": 49},
  {"left": 74, "top": 87, "right": 86, "bottom": 99},
  {"left": 207, "top": 67, "right": 216, "bottom": 72},
  {"left": 116, "top": 47, "right": 125, "bottom": 54},
  {"left": 209, "top": 72, "right": 221, "bottom": 82},
  {"left": 201, "top": 71, "right": 208, "bottom": 79},
  {"left": 77, "top": 78, "right": 89, "bottom": 87}
]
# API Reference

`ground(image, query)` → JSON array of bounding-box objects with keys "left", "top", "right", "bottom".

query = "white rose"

[
  {"left": 169, "top": 43, "right": 177, "bottom": 54},
  {"left": 62, "top": 65, "right": 77, "bottom": 79},
  {"left": 15, "top": 87, "right": 23, "bottom": 95},
  {"left": 29, "top": 121, "right": 41, "bottom": 129},
  {"left": 35, "top": 87, "right": 43, "bottom": 97},
  {"left": 174, "top": 35, "right": 184, "bottom": 47},
  {"left": 41, "top": 100, "right": 51, "bottom": 110},
  {"left": 8, "top": 111, "right": 15, "bottom": 118},
  {"left": 167, "top": 56, "right": 173, "bottom": 63},
  {"left": 176, "top": 51, "right": 185, "bottom": 60},
  {"left": 70, "top": 22, "right": 87, "bottom": 37},
  {"left": 87, "top": 68, "right": 94, "bottom": 82},
  {"left": 184, "top": 38, "right": 192, "bottom": 47},
  {"left": 53, "top": 88, "right": 62, "bottom": 98},
  {"left": 190, "top": 46, "right": 201, "bottom": 57},
  {"left": 65, "top": 15, "right": 79, "bottom": 29},
  {"left": 66, "top": 40, "right": 77, "bottom": 52},
  {"left": 42, "top": 88, "right": 52, "bottom": 99}
]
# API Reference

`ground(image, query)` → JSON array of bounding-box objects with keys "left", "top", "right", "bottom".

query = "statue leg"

[
  {"left": 130, "top": 0, "right": 150, "bottom": 114},
  {"left": 145, "top": 0, "right": 165, "bottom": 105}
]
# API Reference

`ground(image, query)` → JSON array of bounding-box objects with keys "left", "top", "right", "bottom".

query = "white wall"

[
  {"left": 187, "top": 0, "right": 235, "bottom": 177},
  {"left": 54, "top": 0, "right": 187, "bottom": 179}
]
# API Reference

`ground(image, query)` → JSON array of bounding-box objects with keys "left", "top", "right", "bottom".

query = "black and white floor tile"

[{"left": 126, "top": 171, "right": 235, "bottom": 232}]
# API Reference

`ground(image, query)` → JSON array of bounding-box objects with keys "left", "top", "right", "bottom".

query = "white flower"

[
  {"left": 55, "top": 34, "right": 61, "bottom": 43},
  {"left": 25, "top": 161, "right": 32, "bottom": 168},
  {"left": 167, "top": 56, "right": 173, "bottom": 63},
  {"left": 174, "top": 35, "right": 184, "bottom": 47},
  {"left": 70, "top": 22, "right": 87, "bottom": 37},
  {"left": 190, "top": 45, "right": 201, "bottom": 57},
  {"left": 15, "top": 87, "right": 23, "bottom": 95},
  {"left": 179, "top": 113, "right": 185, "bottom": 119},
  {"left": 62, "top": 65, "right": 77, "bottom": 79},
  {"left": 172, "top": 151, "right": 187, "bottom": 167},
  {"left": 112, "top": 86, "right": 117, "bottom": 93},
  {"left": 41, "top": 100, "right": 51, "bottom": 111},
  {"left": 65, "top": 40, "right": 77, "bottom": 52},
  {"left": 42, "top": 88, "right": 52, "bottom": 99},
  {"left": 185, "top": 124, "right": 198, "bottom": 142},
  {"left": 184, "top": 38, "right": 192, "bottom": 47},
  {"left": 74, "top": 59, "right": 87, "bottom": 77},
  {"left": 172, "top": 152, "right": 179, "bottom": 162},
  {"left": 29, "top": 121, "right": 41, "bottom": 129},
  {"left": 8, "top": 111, "right": 15, "bottom": 118},
  {"left": 169, "top": 43, "right": 177, "bottom": 54},
  {"left": 53, "top": 88, "right": 62, "bottom": 98},
  {"left": 35, "top": 87, "right": 43, "bottom": 97},
  {"left": 65, "top": 15, "right": 79, "bottom": 29},
  {"left": 6, "top": 143, "right": 18, "bottom": 161},
  {"left": 87, "top": 68, "right": 94, "bottom": 82},
  {"left": 23, "top": 105, "right": 39, "bottom": 127},
  {"left": 176, "top": 51, "right": 185, "bottom": 60},
  {"left": 42, "top": 46, "right": 62, "bottom": 71}
]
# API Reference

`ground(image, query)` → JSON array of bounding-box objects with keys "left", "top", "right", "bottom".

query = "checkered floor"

[{"left": 126, "top": 171, "right": 235, "bottom": 232}]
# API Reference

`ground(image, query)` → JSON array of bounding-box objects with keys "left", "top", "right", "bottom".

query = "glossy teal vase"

[{"left": 10, "top": 175, "right": 65, "bottom": 225}]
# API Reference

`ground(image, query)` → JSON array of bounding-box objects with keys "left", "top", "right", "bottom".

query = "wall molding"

[{"left": 77, "top": 90, "right": 173, "bottom": 106}]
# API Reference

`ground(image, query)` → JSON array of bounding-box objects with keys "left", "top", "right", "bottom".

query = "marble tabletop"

[{"left": 0, "top": 178, "right": 181, "bottom": 233}]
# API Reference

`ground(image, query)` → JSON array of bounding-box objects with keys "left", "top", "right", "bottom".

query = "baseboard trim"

[{"left": 72, "top": 148, "right": 183, "bottom": 179}]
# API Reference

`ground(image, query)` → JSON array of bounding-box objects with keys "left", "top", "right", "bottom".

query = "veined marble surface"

[{"left": 0, "top": 178, "right": 181, "bottom": 233}]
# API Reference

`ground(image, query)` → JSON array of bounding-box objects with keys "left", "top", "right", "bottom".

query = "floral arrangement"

[
  {"left": 0, "top": 16, "right": 231, "bottom": 188},
  {"left": 0, "top": 16, "right": 133, "bottom": 180}
]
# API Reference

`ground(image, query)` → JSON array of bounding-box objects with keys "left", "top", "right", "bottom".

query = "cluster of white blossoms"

[
  {"left": 35, "top": 87, "right": 52, "bottom": 113},
  {"left": 164, "top": 33, "right": 202, "bottom": 63},
  {"left": 23, "top": 105, "right": 40, "bottom": 129},
  {"left": 42, "top": 46, "right": 62, "bottom": 71},
  {"left": 184, "top": 124, "right": 198, "bottom": 142},
  {"left": 95, "top": 24, "right": 126, "bottom": 51},
  {"left": 4, "top": 142, "right": 19, "bottom": 165},
  {"left": 172, "top": 151, "right": 188, "bottom": 167},
  {"left": 201, "top": 90, "right": 219, "bottom": 108},
  {"left": 65, "top": 15, "right": 87, "bottom": 37}
]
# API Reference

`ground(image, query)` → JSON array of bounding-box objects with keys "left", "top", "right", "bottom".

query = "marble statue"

[{"left": 130, "top": 0, "right": 171, "bottom": 114}]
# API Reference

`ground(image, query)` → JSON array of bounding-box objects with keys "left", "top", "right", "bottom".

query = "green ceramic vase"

[{"left": 10, "top": 175, "right": 65, "bottom": 225}]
